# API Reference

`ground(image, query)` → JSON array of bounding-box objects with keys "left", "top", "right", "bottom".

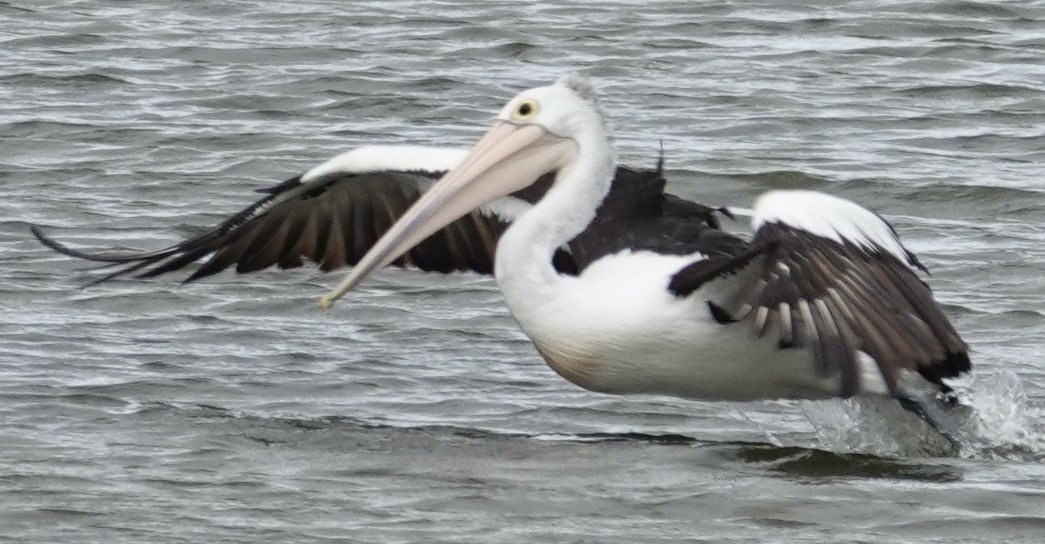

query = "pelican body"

[
  {"left": 32, "top": 76, "right": 970, "bottom": 442},
  {"left": 321, "top": 76, "right": 970, "bottom": 434}
]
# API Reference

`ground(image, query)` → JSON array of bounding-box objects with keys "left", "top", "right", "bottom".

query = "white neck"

[{"left": 494, "top": 135, "right": 616, "bottom": 307}]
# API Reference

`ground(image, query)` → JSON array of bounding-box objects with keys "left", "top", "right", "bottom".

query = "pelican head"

[{"left": 321, "top": 76, "right": 610, "bottom": 308}]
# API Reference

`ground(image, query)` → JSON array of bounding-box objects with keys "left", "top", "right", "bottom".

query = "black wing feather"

[
  {"left": 31, "top": 170, "right": 521, "bottom": 282},
  {"left": 693, "top": 222, "right": 969, "bottom": 397}
]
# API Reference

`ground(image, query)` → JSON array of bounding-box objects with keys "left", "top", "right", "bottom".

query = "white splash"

[
  {"left": 800, "top": 372, "right": 1045, "bottom": 461},
  {"left": 961, "top": 371, "right": 1045, "bottom": 461}
]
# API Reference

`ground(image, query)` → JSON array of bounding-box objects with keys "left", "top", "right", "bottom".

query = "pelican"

[
  {"left": 31, "top": 147, "right": 724, "bottom": 283},
  {"left": 319, "top": 76, "right": 971, "bottom": 441}
]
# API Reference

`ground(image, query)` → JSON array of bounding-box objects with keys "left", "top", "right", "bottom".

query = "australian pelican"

[
  {"left": 31, "top": 76, "right": 971, "bottom": 445},
  {"left": 316, "top": 76, "right": 971, "bottom": 442}
]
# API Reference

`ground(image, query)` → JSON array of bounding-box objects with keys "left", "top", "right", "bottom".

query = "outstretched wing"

[
  {"left": 32, "top": 146, "right": 569, "bottom": 283},
  {"left": 34, "top": 145, "right": 731, "bottom": 285},
  {"left": 670, "top": 190, "right": 969, "bottom": 397}
]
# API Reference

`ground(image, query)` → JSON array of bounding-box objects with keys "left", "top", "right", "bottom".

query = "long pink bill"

[{"left": 320, "top": 121, "right": 577, "bottom": 309}]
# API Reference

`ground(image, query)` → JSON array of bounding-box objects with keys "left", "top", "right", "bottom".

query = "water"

[{"left": 2, "top": 0, "right": 1044, "bottom": 542}]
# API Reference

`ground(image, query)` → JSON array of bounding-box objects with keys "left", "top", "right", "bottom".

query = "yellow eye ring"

[{"left": 512, "top": 99, "right": 539, "bottom": 121}]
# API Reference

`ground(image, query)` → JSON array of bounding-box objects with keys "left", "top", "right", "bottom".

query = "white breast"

[{"left": 505, "top": 250, "right": 848, "bottom": 401}]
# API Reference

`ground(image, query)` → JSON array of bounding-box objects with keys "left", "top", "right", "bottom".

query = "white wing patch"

[
  {"left": 301, "top": 145, "right": 468, "bottom": 183},
  {"left": 753, "top": 190, "right": 914, "bottom": 267},
  {"left": 723, "top": 206, "right": 755, "bottom": 219}
]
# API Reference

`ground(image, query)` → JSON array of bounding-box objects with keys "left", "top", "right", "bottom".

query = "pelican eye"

[{"left": 512, "top": 99, "right": 539, "bottom": 121}]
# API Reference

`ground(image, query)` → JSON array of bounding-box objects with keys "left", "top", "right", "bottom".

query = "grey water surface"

[{"left": 1, "top": 1, "right": 1044, "bottom": 542}]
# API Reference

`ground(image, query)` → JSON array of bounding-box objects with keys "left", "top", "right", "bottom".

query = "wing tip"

[
  {"left": 923, "top": 349, "right": 972, "bottom": 381},
  {"left": 30, "top": 224, "right": 128, "bottom": 264}
]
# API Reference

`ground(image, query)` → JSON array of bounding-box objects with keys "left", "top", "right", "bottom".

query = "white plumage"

[
  {"left": 753, "top": 190, "right": 915, "bottom": 268},
  {"left": 302, "top": 145, "right": 466, "bottom": 182}
]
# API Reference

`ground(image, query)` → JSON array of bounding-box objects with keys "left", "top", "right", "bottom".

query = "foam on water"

[{"left": 801, "top": 372, "right": 1045, "bottom": 462}]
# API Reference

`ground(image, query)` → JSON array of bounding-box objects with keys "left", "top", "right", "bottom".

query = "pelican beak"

[{"left": 320, "top": 121, "right": 577, "bottom": 308}]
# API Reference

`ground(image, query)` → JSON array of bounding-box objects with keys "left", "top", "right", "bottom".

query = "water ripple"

[{"left": 2, "top": 0, "right": 1044, "bottom": 542}]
